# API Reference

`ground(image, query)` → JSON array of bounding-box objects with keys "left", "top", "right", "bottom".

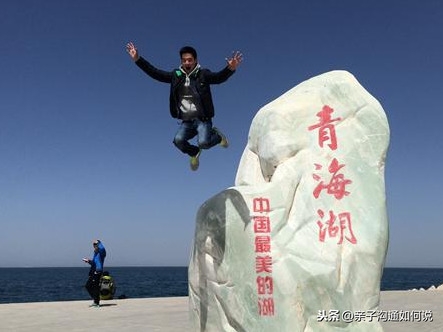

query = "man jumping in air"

[{"left": 126, "top": 42, "right": 243, "bottom": 171}]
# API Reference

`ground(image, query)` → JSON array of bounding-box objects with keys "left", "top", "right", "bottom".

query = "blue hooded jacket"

[{"left": 89, "top": 241, "right": 106, "bottom": 275}]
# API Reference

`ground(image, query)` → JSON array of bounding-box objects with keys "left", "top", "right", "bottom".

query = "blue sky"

[{"left": 1, "top": 0, "right": 442, "bottom": 268}]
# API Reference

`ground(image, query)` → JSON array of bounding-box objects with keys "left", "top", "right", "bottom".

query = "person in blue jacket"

[{"left": 83, "top": 239, "right": 106, "bottom": 307}]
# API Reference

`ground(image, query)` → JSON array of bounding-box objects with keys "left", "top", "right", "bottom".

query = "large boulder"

[{"left": 189, "top": 70, "right": 390, "bottom": 331}]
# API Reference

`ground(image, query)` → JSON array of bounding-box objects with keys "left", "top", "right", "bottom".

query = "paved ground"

[
  {"left": 0, "top": 297, "right": 191, "bottom": 332},
  {"left": 0, "top": 291, "right": 441, "bottom": 331},
  {"left": 378, "top": 290, "right": 441, "bottom": 332}
]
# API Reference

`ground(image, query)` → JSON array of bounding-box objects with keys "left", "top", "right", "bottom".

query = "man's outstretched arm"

[
  {"left": 125, "top": 41, "right": 172, "bottom": 83},
  {"left": 206, "top": 50, "right": 244, "bottom": 84}
]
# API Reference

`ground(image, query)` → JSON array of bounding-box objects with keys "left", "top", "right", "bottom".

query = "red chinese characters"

[
  {"left": 253, "top": 216, "right": 271, "bottom": 233},
  {"left": 257, "top": 276, "right": 274, "bottom": 294},
  {"left": 308, "top": 105, "right": 357, "bottom": 245},
  {"left": 255, "top": 236, "right": 271, "bottom": 253},
  {"left": 312, "top": 158, "right": 352, "bottom": 200},
  {"left": 308, "top": 105, "right": 342, "bottom": 151},
  {"left": 252, "top": 197, "right": 275, "bottom": 317},
  {"left": 256, "top": 256, "right": 273, "bottom": 273},
  {"left": 316, "top": 209, "right": 357, "bottom": 244}
]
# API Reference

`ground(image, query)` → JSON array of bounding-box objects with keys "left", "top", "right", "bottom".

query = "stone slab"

[{"left": 0, "top": 292, "right": 440, "bottom": 331}]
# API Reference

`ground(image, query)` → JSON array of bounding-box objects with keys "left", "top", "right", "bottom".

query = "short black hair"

[{"left": 180, "top": 46, "right": 197, "bottom": 59}]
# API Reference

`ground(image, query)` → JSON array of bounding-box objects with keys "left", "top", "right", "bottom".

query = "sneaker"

[
  {"left": 213, "top": 127, "right": 229, "bottom": 148},
  {"left": 89, "top": 303, "right": 100, "bottom": 308},
  {"left": 190, "top": 149, "right": 201, "bottom": 171}
]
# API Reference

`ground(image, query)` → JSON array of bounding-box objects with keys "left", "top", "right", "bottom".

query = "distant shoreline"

[
  {"left": 0, "top": 265, "right": 189, "bottom": 269},
  {"left": 1, "top": 266, "right": 442, "bottom": 269}
]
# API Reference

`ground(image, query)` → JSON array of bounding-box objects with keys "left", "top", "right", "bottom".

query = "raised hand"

[
  {"left": 226, "top": 51, "right": 243, "bottom": 71},
  {"left": 126, "top": 42, "right": 140, "bottom": 61}
]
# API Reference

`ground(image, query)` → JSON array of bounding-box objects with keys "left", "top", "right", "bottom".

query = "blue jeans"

[{"left": 173, "top": 119, "right": 222, "bottom": 157}]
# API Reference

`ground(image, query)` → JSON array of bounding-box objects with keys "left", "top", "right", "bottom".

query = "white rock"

[{"left": 189, "top": 70, "right": 389, "bottom": 331}]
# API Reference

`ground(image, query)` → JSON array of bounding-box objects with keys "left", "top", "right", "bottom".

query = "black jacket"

[{"left": 135, "top": 56, "right": 235, "bottom": 119}]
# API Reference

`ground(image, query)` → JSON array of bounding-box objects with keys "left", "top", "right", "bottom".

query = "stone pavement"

[
  {"left": 0, "top": 291, "right": 441, "bottom": 331},
  {"left": 0, "top": 297, "right": 191, "bottom": 332}
]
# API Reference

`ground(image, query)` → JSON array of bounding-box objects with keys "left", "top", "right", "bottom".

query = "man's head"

[
  {"left": 93, "top": 240, "right": 100, "bottom": 252},
  {"left": 180, "top": 46, "right": 198, "bottom": 73}
]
